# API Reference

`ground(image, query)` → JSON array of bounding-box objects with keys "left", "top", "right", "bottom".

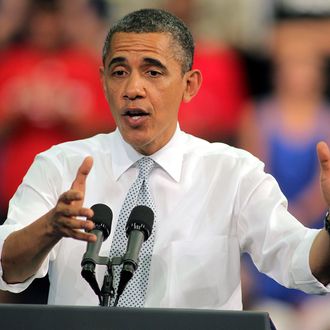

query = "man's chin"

[
  {"left": 118, "top": 124, "right": 173, "bottom": 155},
  {"left": 121, "top": 131, "right": 154, "bottom": 155}
]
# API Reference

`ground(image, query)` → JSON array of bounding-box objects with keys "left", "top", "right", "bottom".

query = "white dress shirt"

[{"left": 0, "top": 127, "right": 328, "bottom": 309}]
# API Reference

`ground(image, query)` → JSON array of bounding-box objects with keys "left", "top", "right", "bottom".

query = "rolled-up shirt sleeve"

[
  {"left": 290, "top": 228, "right": 330, "bottom": 294},
  {"left": 0, "top": 235, "right": 52, "bottom": 293},
  {"left": 236, "top": 157, "right": 330, "bottom": 295},
  {"left": 0, "top": 152, "right": 62, "bottom": 292}
]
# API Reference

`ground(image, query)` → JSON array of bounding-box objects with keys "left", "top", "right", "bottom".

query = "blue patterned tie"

[{"left": 110, "top": 157, "right": 156, "bottom": 307}]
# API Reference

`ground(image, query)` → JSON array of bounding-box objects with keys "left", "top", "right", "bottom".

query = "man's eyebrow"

[
  {"left": 108, "top": 56, "right": 167, "bottom": 71},
  {"left": 143, "top": 57, "right": 167, "bottom": 71},
  {"left": 108, "top": 56, "right": 127, "bottom": 68}
]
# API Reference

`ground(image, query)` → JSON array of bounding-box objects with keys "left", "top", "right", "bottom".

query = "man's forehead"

[
  {"left": 106, "top": 32, "right": 179, "bottom": 64},
  {"left": 110, "top": 32, "right": 173, "bottom": 51}
]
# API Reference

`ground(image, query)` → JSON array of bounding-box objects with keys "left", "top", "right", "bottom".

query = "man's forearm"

[
  {"left": 309, "top": 229, "right": 330, "bottom": 286},
  {"left": 1, "top": 212, "right": 60, "bottom": 284},
  {"left": 0, "top": 156, "right": 95, "bottom": 285}
]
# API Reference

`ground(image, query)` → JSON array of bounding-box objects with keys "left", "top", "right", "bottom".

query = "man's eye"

[
  {"left": 112, "top": 70, "right": 126, "bottom": 77},
  {"left": 147, "top": 70, "right": 161, "bottom": 77}
]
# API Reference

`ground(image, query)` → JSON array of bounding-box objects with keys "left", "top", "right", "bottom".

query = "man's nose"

[{"left": 123, "top": 72, "right": 146, "bottom": 100}]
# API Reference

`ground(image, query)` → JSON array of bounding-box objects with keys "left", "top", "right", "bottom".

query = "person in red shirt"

[{"left": 0, "top": 0, "right": 115, "bottom": 221}]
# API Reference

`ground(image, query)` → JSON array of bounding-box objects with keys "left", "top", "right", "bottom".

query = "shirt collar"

[{"left": 110, "top": 125, "right": 184, "bottom": 182}]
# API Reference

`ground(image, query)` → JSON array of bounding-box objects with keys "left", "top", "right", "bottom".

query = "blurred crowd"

[{"left": 1, "top": 0, "right": 330, "bottom": 329}]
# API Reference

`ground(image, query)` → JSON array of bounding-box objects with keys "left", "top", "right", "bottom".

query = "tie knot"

[{"left": 137, "top": 157, "right": 155, "bottom": 179}]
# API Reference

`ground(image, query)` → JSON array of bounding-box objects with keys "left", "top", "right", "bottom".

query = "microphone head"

[
  {"left": 126, "top": 205, "right": 154, "bottom": 241},
  {"left": 91, "top": 203, "right": 113, "bottom": 240}
]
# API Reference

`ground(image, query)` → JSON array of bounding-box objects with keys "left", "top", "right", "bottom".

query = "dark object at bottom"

[{"left": 0, "top": 303, "right": 275, "bottom": 330}]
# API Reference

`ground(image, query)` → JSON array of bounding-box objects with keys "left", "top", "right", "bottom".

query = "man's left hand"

[{"left": 317, "top": 141, "right": 330, "bottom": 207}]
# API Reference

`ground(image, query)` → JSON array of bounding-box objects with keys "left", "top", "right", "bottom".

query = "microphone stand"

[
  {"left": 82, "top": 254, "right": 124, "bottom": 307},
  {"left": 100, "top": 270, "right": 114, "bottom": 307},
  {"left": 99, "top": 256, "right": 123, "bottom": 307}
]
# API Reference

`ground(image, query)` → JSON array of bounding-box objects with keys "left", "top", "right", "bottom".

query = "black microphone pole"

[{"left": 100, "top": 269, "right": 114, "bottom": 307}]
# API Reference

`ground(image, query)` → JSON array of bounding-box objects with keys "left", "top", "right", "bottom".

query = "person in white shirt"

[{"left": 0, "top": 8, "right": 330, "bottom": 309}]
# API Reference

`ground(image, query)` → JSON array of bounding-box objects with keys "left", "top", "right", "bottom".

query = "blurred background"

[{"left": 0, "top": 0, "right": 330, "bottom": 328}]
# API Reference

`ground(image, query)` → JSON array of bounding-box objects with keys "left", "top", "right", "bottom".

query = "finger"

[
  {"left": 58, "top": 190, "right": 84, "bottom": 205},
  {"left": 72, "top": 231, "right": 97, "bottom": 242},
  {"left": 61, "top": 228, "right": 97, "bottom": 242},
  {"left": 71, "top": 230, "right": 97, "bottom": 242},
  {"left": 53, "top": 215, "right": 95, "bottom": 233},
  {"left": 70, "top": 156, "right": 94, "bottom": 193},
  {"left": 56, "top": 205, "right": 94, "bottom": 220},
  {"left": 317, "top": 141, "right": 330, "bottom": 175}
]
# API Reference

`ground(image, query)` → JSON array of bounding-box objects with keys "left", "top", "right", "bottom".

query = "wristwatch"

[{"left": 325, "top": 210, "right": 330, "bottom": 235}]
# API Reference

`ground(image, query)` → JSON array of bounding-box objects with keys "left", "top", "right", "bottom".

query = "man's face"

[{"left": 100, "top": 32, "right": 197, "bottom": 155}]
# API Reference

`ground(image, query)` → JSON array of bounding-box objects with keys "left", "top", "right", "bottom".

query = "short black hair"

[{"left": 102, "top": 8, "right": 194, "bottom": 73}]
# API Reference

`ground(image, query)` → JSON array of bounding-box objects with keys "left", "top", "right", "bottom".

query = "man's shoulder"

[
  {"left": 184, "top": 132, "right": 261, "bottom": 165},
  {"left": 41, "top": 132, "right": 114, "bottom": 158},
  {"left": 33, "top": 132, "right": 115, "bottom": 172}
]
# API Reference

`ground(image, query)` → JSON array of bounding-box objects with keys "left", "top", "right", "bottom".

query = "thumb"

[
  {"left": 317, "top": 141, "right": 330, "bottom": 177},
  {"left": 71, "top": 156, "right": 94, "bottom": 193}
]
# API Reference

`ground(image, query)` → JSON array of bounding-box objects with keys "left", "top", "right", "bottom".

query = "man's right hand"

[{"left": 46, "top": 156, "right": 96, "bottom": 242}]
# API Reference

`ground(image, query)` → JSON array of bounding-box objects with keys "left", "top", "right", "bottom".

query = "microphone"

[
  {"left": 81, "top": 203, "right": 113, "bottom": 300},
  {"left": 115, "top": 205, "right": 154, "bottom": 306},
  {"left": 81, "top": 203, "right": 113, "bottom": 270}
]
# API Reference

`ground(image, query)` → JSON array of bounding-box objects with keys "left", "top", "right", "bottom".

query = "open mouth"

[{"left": 123, "top": 109, "right": 149, "bottom": 120}]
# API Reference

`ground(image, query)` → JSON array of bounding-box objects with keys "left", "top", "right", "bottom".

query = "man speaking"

[{"left": 0, "top": 9, "right": 330, "bottom": 309}]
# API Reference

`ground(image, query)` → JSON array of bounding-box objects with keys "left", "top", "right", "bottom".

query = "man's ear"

[
  {"left": 182, "top": 69, "right": 202, "bottom": 103},
  {"left": 99, "top": 66, "right": 109, "bottom": 101}
]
